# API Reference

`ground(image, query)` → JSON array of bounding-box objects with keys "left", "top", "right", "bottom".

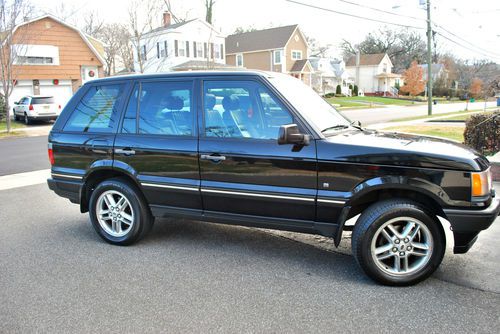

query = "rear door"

[
  {"left": 199, "top": 78, "right": 317, "bottom": 222},
  {"left": 50, "top": 82, "right": 129, "bottom": 180},
  {"left": 113, "top": 79, "right": 202, "bottom": 212}
]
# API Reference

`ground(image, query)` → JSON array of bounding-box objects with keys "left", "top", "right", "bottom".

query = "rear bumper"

[
  {"left": 47, "top": 178, "right": 82, "bottom": 204},
  {"left": 28, "top": 115, "right": 58, "bottom": 121},
  {"left": 444, "top": 198, "right": 500, "bottom": 253}
]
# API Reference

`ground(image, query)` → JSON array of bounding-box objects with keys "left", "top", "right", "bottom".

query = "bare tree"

[
  {"left": 163, "top": 0, "right": 189, "bottom": 24},
  {"left": 98, "top": 23, "right": 133, "bottom": 75},
  {"left": 82, "top": 10, "right": 104, "bottom": 36},
  {"left": 0, "top": 0, "right": 32, "bottom": 132},
  {"left": 204, "top": 0, "right": 216, "bottom": 24}
]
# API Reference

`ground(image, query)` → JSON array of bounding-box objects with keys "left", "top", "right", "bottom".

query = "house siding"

[
  {"left": 11, "top": 17, "right": 102, "bottom": 87},
  {"left": 240, "top": 51, "right": 272, "bottom": 71},
  {"left": 226, "top": 54, "right": 236, "bottom": 66},
  {"left": 285, "top": 29, "right": 308, "bottom": 73}
]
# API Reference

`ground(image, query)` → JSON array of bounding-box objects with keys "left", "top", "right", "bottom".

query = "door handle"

[
  {"left": 200, "top": 154, "right": 226, "bottom": 162},
  {"left": 90, "top": 139, "right": 109, "bottom": 154},
  {"left": 115, "top": 148, "right": 136, "bottom": 156}
]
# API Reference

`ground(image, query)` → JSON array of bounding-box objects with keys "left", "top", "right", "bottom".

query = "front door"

[
  {"left": 199, "top": 78, "right": 317, "bottom": 222},
  {"left": 113, "top": 79, "right": 201, "bottom": 211}
]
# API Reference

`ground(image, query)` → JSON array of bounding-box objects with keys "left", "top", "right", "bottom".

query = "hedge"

[{"left": 464, "top": 112, "right": 500, "bottom": 155}]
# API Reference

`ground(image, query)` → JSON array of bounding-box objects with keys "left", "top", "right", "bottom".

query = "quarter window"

[
  {"left": 122, "top": 81, "right": 193, "bottom": 136},
  {"left": 64, "top": 84, "right": 125, "bottom": 133},
  {"left": 203, "top": 80, "right": 293, "bottom": 139}
]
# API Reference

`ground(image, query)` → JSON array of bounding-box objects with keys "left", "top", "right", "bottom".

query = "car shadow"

[{"left": 67, "top": 216, "right": 372, "bottom": 285}]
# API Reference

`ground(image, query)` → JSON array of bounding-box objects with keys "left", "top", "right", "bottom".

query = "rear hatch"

[{"left": 31, "top": 97, "right": 59, "bottom": 115}]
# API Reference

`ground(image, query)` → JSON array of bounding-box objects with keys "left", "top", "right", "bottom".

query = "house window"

[
  {"left": 16, "top": 56, "right": 54, "bottom": 64},
  {"left": 178, "top": 40, "right": 186, "bottom": 57},
  {"left": 197, "top": 42, "right": 203, "bottom": 58},
  {"left": 236, "top": 54, "right": 243, "bottom": 67},
  {"left": 158, "top": 41, "right": 167, "bottom": 58},
  {"left": 273, "top": 50, "right": 282, "bottom": 65},
  {"left": 140, "top": 45, "right": 147, "bottom": 61},
  {"left": 291, "top": 50, "right": 302, "bottom": 60},
  {"left": 214, "top": 43, "right": 221, "bottom": 59},
  {"left": 383, "top": 63, "right": 387, "bottom": 73}
]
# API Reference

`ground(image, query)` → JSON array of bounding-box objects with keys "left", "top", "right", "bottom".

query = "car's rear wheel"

[
  {"left": 24, "top": 113, "right": 31, "bottom": 125},
  {"left": 89, "top": 178, "right": 153, "bottom": 245},
  {"left": 352, "top": 199, "right": 445, "bottom": 286}
]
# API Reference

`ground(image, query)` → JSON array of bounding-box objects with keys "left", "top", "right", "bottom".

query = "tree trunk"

[{"left": 4, "top": 100, "right": 11, "bottom": 133}]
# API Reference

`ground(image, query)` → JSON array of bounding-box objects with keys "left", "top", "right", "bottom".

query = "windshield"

[{"left": 268, "top": 74, "right": 350, "bottom": 134}]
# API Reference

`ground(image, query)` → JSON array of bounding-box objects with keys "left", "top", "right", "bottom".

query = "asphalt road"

[
  {"left": 0, "top": 184, "right": 499, "bottom": 333},
  {"left": 342, "top": 101, "right": 497, "bottom": 126},
  {"left": 0, "top": 135, "right": 49, "bottom": 176}
]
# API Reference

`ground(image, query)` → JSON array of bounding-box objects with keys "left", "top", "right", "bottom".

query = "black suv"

[{"left": 47, "top": 71, "right": 499, "bottom": 286}]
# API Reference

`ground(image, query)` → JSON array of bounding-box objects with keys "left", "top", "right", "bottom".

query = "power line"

[
  {"left": 433, "top": 23, "right": 500, "bottom": 58},
  {"left": 435, "top": 32, "right": 500, "bottom": 61},
  {"left": 332, "top": 0, "right": 426, "bottom": 22},
  {"left": 285, "top": 0, "right": 425, "bottom": 30}
]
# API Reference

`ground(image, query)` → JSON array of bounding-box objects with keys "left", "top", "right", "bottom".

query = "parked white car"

[{"left": 13, "top": 95, "right": 61, "bottom": 124}]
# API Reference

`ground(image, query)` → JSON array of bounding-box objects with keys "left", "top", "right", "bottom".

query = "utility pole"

[{"left": 426, "top": 0, "right": 433, "bottom": 115}]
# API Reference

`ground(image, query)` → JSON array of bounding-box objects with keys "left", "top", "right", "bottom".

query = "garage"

[
  {"left": 39, "top": 79, "right": 74, "bottom": 108},
  {"left": 8, "top": 81, "right": 33, "bottom": 116}
]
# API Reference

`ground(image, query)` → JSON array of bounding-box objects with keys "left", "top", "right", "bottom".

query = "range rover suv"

[{"left": 47, "top": 71, "right": 499, "bottom": 286}]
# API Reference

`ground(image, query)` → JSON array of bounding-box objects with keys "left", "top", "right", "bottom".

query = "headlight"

[{"left": 471, "top": 168, "right": 492, "bottom": 197}]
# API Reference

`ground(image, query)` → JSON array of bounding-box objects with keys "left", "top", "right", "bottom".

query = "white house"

[
  {"left": 133, "top": 13, "right": 227, "bottom": 73},
  {"left": 345, "top": 53, "right": 401, "bottom": 96},
  {"left": 309, "top": 57, "right": 354, "bottom": 95}
]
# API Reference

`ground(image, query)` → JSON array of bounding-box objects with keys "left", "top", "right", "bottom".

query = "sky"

[{"left": 31, "top": 0, "right": 500, "bottom": 63}]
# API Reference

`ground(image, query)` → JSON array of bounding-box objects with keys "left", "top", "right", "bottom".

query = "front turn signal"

[{"left": 471, "top": 169, "right": 492, "bottom": 197}]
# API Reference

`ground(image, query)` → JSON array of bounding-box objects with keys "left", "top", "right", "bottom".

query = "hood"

[{"left": 320, "top": 129, "right": 489, "bottom": 171}]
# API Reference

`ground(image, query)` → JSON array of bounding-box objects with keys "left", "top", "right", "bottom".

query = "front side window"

[
  {"left": 203, "top": 80, "right": 293, "bottom": 140},
  {"left": 64, "top": 84, "right": 125, "bottom": 133},
  {"left": 122, "top": 81, "right": 193, "bottom": 136}
]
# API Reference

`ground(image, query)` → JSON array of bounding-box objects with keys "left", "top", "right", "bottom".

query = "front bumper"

[{"left": 444, "top": 197, "right": 500, "bottom": 253}]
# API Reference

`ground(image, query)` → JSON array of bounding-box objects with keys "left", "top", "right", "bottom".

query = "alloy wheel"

[{"left": 96, "top": 190, "right": 135, "bottom": 237}]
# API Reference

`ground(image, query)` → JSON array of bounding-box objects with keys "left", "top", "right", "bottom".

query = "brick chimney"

[{"left": 163, "top": 12, "right": 171, "bottom": 27}]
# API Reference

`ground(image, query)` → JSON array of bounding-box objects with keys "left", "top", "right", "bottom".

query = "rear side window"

[
  {"left": 121, "top": 81, "right": 193, "bottom": 136},
  {"left": 32, "top": 97, "right": 55, "bottom": 104},
  {"left": 64, "top": 84, "right": 125, "bottom": 133}
]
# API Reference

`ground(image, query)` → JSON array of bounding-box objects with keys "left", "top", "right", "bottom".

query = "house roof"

[
  {"left": 225, "top": 25, "right": 298, "bottom": 54},
  {"left": 346, "top": 53, "right": 386, "bottom": 66},
  {"left": 144, "top": 19, "right": 196, "bottom": 35},
  {"left": 418, "top": 63, "right": 446, "bottom": 72},
  {"left": 10, "top": 14, "right": 106, "bottom": 65},
  {"left": 290, "top": 59, "right": 310, "bottom": 72}
]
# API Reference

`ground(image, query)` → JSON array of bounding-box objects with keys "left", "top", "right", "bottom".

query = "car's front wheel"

[
  {"left": 89, "top": 178, "right": 153, "bottom": 245},
  {"left": 352, "top": 199, "right": 445, "bottom": 286}
]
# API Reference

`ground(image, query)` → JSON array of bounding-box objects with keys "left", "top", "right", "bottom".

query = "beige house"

[
  {"left": 4, "top": 14, "right": 105, "bottom": 110},
  {"left": 345, "top": 53, "right": 401, "bottom": 96},
  {"left": 225, "top": 25, "right": 313, "bottom": 85}
]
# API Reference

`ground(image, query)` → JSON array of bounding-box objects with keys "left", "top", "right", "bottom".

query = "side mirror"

[
  {"left": 14, "top": 101, "right": 19, "bottom": 105},
  {"left": 278, "top": 124, "right": 311, "bottom": 146}
]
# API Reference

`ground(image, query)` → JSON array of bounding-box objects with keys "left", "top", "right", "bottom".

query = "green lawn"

[
  {"left": 382, "top": 125, "right": 464, "bottom": 142},
  {"left": 326, "top": 96, "right": 423, "bottom": 108},
  {"left": 0, "top": 120, "right": 26, "bottom": 132},
  {"left": 436, "top": 112, "right": 492, "bottom": 122}
]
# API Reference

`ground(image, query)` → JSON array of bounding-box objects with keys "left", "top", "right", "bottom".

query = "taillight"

[
  {"left": 58, "top": 105, "right": 61, "bottom": 109},
  {"left": 29, "top": 104, "right": 34, "bottom": 111},
  {"left": 48, "top": 143, "right": 55, "bottom": 165}
]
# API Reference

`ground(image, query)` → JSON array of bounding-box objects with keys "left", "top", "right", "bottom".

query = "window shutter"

[
  {"left": 174, "top": 40, "right": 178, "bottom": 57},
  {"left": 186, "top": 41, "right": 190, "bottom": 57},
  {"left": 220, "top": 44, "right": 224, "bottom": 59},
  {"left": 204, "top": 42, "right": 207, "bottom": 58},
  {"left": 156, "top": 42, "right": 160, "bottom": 58},
  {"left": 164, "top": 41, "right": 168, "bottom": 57},
  {"left": 143, "top": 45, "right": 147, "bottom": 61},
  {"left": 193, "top": 42, "right": 197, "bottom": 58},
  {"left": 210, "top": 43, "right": 214, "bottom": 59}
]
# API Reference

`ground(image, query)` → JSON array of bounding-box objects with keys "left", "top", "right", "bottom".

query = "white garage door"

[{"left": 40, "top": 84, "right": 74, "bottom": 108}]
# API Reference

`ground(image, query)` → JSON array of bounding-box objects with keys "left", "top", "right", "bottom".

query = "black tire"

[
  {"left": 24, "top": 113, "right": 31, "bottom": 125},
  {"left": 352, "top": 199, "right": 445, "bottom": 286},
  {"left": 89, "top": 178, "right": 153, "bottom": 245}
]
